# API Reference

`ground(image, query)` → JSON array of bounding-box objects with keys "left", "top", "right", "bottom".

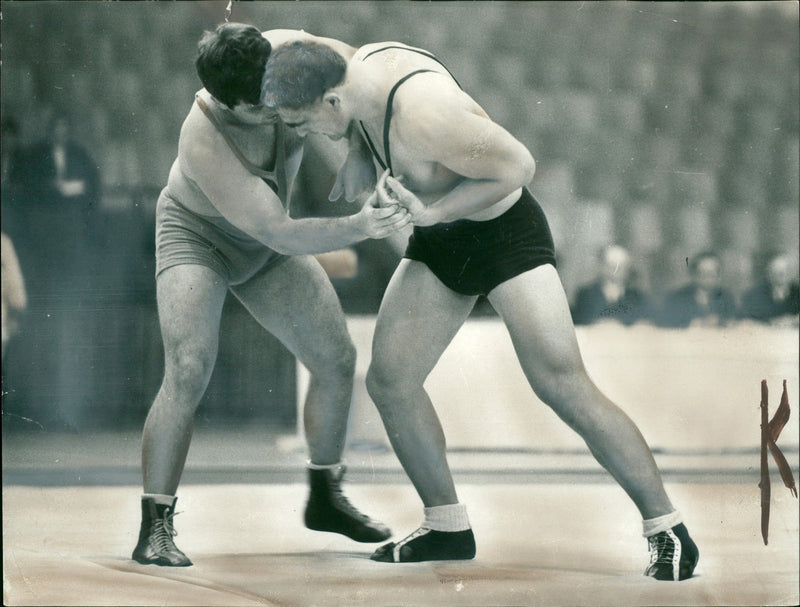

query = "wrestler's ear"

[{"left": 322, "top": 91, "right": 341, "bottom": 109}]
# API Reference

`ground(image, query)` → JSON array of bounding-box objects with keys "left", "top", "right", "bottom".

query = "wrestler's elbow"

[
  {"left": 264, "top": 234, "right": 306, "bottom": 256},
  {"left": 496, "top": 155, "right": 534, "bottom": 193},
  {"left": 516, "top": 149, "right": 536, "bottom": 186},
  {"left": 497, "top": 145, "right": 535, "bottom": 190},
  {"left": 253, "top": 220, "right": 299, "bottom": 255}
]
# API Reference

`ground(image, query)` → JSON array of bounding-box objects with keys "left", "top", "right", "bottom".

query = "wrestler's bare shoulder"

[
  {"left": 176, "top": 93, "right": 252, "bottom": 183},
  {"left": 354, "top": 41, "right": 418, "bottom": 60},
  {"left": 390, "top": 76, "right": 488, "bottom": 148},
  {"left": 176, "top": 94, "right": 218, "bottom": 176},
  {"left": 352, "top": 43, "right": 478, "bottom": 111}
]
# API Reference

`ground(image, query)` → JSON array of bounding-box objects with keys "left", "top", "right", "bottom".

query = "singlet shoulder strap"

[
  {"left": 195, "top": 94, "right": 280, "bottom": 181},
  {"left": 359, "top": 69, "right": 433, "bottom": 175},
  {"left": 358, "top": 69, "right": 433, "bottom": 174},
  {"left": 358, "top": 46, "right": 463, "bottom": 175},
  {"left": 361, "top": 45, "right": 462, "bottom": 89},
  {"left": 382, "top": 68, "right": 433, "bottom": 175},
  {"left": 359, "top": 121, "right": 387, "bottom": 172}
]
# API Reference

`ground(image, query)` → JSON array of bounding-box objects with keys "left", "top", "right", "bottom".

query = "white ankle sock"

[
  {"left": 307, "top": 460, "right": 344, "bottom": 471},
  {"left": 142, "top": 493, "right": 175, "bottom": 506},
  {"left": 423, "top": 503, "right": 471, "bottom": 532},
  {"left": 642, "top": 510, "right": 682, "bottom": 537}
]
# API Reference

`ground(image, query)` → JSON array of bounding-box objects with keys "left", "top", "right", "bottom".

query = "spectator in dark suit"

[
  {"left": 740, "top": 253, "right": 799, "bottom": 324},
  {"left": 571, "top": 245, "right": 650, "bottom": 326},
  {"left": 655, "top": 251, "right": 737, "bottom": 328},
  {"left": 24, "top": 111, "right": 101, "bottom": 284}
]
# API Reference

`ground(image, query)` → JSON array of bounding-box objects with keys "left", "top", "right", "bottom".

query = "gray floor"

[
  {"left": 4, "top": 428, "right": 799, "bottom": 606},
  {"left": 1, "top": 427, "right": 772, "bottom": 485}
]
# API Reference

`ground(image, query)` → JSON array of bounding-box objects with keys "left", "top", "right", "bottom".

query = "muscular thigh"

[
  {"left": 372, "top": 259, "right": 478, "bottom": 384},
  {"left": 230, "top": 255, "right": 351, "bottom": 369},
  {"left": 156, "top": 264, "right": 229, "bottom": 364},
  {"left": 488, "top": 264, "right": 584, "bottom": 381}
]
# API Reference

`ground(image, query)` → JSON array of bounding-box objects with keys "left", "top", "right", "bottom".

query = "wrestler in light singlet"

[{"left": 155, "top": 88, "right": 300, "bottom": 285}]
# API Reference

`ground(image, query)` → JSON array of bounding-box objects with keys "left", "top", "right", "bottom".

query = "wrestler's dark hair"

[
  {"left": 261, "top": 41, "right": 347, "bottom": 109},
  {"left": 195, "top": 22, "right": 271, "bottom": 109}
]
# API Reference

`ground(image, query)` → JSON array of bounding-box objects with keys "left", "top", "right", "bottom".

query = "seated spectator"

[
  {"left": 655, "top": 251, "right": 737, "bottom": 328},
  {"left": 571, "top": 244, "right": 650, "bottom": 325},
  {"left": 740, "top": 253, "right": 799, "bottom": 323}
]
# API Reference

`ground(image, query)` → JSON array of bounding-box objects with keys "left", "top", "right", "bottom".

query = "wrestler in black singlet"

[{"left": 359, "top": 46, "right": 557, "bottom": 297}]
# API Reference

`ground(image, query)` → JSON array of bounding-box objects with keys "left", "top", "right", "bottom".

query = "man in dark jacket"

[
  {"left": 655, "top": 251, "right": 736, "bottom": 328},
  {"left": 740, "top": 253, "right": 799, "bottom": 323},
  {"left": 571, "top": 245, "right": 651, "bottom": 325}
]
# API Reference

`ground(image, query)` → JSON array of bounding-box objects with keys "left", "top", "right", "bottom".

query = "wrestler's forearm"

[
  {"left": 256, "top": 215, "right": 369, "bottom": 255},
  {"left": 418, "top": 178, "right": 525, "bottom": 225},
  {"left": 255, "top": 198, "right": 408, "bottom": 254}
]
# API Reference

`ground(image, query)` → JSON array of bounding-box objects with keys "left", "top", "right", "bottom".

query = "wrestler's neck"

[{"left": 341, "top": 74, "right": 390, "bottom": 127}]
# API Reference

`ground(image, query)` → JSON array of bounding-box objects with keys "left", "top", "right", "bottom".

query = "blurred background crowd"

[{"left": 1, "top": 1, "right": 798, "bottom": 432}]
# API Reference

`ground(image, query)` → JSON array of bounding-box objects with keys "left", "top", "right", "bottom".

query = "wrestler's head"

[
  {"left": 261, "top": 41, "right": 350, "bottom": 139},
  {"left": 196, "top": 22, "right": 271, "bottom": 109}
]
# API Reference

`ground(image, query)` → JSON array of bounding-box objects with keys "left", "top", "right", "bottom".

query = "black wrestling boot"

[
  {"left": 370, "top": 527, "right": 476, "bottom": 562},
  {"left": 644, "top": 523, "right": 699, "bottom": 581},
  {"left": 132, "top": 496, "right": 192, "bottom": 567},
  {"left": 304, "top": 465, "right": 392, "bottom": 542}
]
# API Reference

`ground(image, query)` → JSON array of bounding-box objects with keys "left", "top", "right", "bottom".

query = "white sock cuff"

[
  {"left": 423, "top": 503, "right": 471, "bottom": 532},
  {"left": 642, "top": 510, "right": 682, "bottom": 537},
  {"left": 307, "top": 460, "right": 344, "bottom": 471},
  {"left": 142, "top": 493, "right": 175, "bottom": 506}
]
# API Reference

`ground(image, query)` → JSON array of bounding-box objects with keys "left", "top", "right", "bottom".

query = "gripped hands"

[
  {"left": 376, "top": 170, "right": 436, "bottom": 226},
  {"left": 356, "top": 182, "right": 410, "bottom": 239}
]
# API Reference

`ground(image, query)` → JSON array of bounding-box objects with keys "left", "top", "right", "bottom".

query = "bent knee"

[
  {"left": 531, "top": 366, "right": 598, "bottom": 419},
  {"left": 365, "top": 359, "right": 421, "bottom": 407},
  {"left": 163, "top": 348, "right": 216, "bottom": 401},
  {"left": 305, "top": 336, "right": 356, "bottom": 381},
  {"left": 365, "top": 364, "right": 391, "bottom": 406}
]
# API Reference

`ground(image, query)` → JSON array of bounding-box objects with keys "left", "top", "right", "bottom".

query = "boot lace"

[
  {"left": 150, "top": 508, "right": 181, "bottom": 552},
  {"left": 648, "top": 532, "right": 673, "bottom": 566},
  {"left": 329, "top": 482, "right": 373, "bottom": 523}
]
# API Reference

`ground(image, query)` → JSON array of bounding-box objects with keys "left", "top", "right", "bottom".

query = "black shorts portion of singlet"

[{"left": 404, "top": 188, "right": 556, "bottom": 296}]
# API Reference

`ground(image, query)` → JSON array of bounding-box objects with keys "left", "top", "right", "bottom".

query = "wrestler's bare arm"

[
  {"left": 388, "top": 79, "right": 535, "bottom": 225},
  {"left": 180, "top": 126, "right": 408, "bottom": 254}
]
